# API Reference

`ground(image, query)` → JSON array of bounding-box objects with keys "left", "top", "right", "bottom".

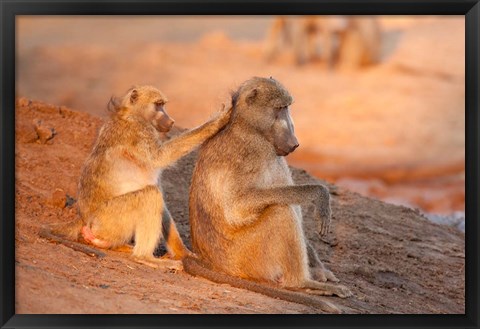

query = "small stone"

[
  {"left": 16, "top": 98, "right": 31, "bottom": 108},
  {"left": 353, "top": 265, "right": 373, "bottom": 278},
  {"left": 66, "top": 194, "right": 76, "bottom": 207},
  {"left": 50, "top": 188, "right": 67, "bottom": 208},
  {"left": 34, "top": 120, "right": 56, "bottom": 144}
]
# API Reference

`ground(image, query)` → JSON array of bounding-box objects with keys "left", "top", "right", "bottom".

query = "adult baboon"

[{"left": 184, "top": 77, "right": 351, "bottom": 312}]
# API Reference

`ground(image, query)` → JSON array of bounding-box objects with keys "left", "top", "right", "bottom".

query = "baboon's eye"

[
  {"left": 155, "top": 102, "right": 165, "bottom": 110},
  {"left": 274, "top": 107, "right": 284, "bottom": 119}
]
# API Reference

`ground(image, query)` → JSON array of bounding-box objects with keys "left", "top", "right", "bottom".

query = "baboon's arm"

[
  {"left": 157, "top": 123, "right": 217, "bottom": 166},
  {"left": 229, "top": 184, "right": 330, "bottom": 231},
  {"left": 154, "top": 107, "right": 232, "bottom": 166},
  {"left": 241, "top": 184, "right": 329, "bottom": 213}
]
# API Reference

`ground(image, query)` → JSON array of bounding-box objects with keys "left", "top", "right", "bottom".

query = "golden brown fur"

[
  {"left": 185, "top": 77, "right": 351, "bottom": 312},
  {"left": 41, "top": 85, "right": 232, "bottom": 267}
]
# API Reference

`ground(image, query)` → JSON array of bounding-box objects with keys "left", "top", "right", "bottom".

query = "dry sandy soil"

[
  {"left": 15, "top": 98, "right": 465, "bottom": 314},
  {"left": 16, "top": 16, "right": 465, "bottom": 215}
]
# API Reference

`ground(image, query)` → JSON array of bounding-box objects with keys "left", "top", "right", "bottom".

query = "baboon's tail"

[
  {"left": 39, "top": 219, "right": 105, "bottom": 258},
  {"left": 182, "top": 256, "right": 341, "bottom": 313}
]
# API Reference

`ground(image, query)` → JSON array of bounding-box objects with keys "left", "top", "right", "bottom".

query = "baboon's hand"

[
  {"left": 210, "top": 104, "right": 233, "bottom": 131},
  {"left": 316, "top": 205, "right": 331, "bottom": 237},
  {"left": 315, "top": 185, "right": 332, "bottom": 237}
]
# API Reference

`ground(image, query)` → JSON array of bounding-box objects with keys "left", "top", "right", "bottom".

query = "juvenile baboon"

[
  {"left": 264, "top": 16, "right": 381, "bottom": 68},
  {"left": 40, "top": 85, "right": 232, "bottom": 268},
  {"left": 184, "top": 77, "right": 351, "bottom": 312}
]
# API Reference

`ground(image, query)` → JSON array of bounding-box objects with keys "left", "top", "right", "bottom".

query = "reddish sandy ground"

[
  {"left": 16, "top": 16, "right": 465, "bottom": 215},
  {"left": 15, "top": 99, "right": 464, "bottom": 314}
]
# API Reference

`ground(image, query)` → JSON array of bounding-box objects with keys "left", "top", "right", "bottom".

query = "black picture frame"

[{"left": 1, "top": 1, "right": 478, "bottom": 328}]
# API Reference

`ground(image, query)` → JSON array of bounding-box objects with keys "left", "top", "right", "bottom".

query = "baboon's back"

[{"left": 189, "top": 134, "right": 235, "bottom": 268}]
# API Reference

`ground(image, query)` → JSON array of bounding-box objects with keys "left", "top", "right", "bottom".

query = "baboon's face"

[
  {"left": 270, "top": 105, "right": 299, "bottom": 156},
  {"left": 236, "top": 77, "right": 299, "bottom": 156},
  {"left": 149, "top": 101, "right": 175, "bottom": 133},
  {"left": 128, "top": 87, "right": 175, "bottom": 132}
]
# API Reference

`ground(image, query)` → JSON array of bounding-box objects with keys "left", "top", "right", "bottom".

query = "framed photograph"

[{"left": 1, "top": 0, "right": 478, "bottom": 328}]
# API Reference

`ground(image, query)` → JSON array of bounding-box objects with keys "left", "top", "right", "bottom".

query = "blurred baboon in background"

[
  {"left": 264, "top": 16, "right": 382, "bottom": 69},
  {"left": 337, "top": 17, "right": 382, "bottom": 69}
]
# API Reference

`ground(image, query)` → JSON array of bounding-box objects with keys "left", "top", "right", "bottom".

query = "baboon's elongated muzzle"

[
  {"left": 274, "top": 108, "right": 299, "bottom": 156},
  {"left": 156, "top": 111, "right": 175, "bottom": 132}
]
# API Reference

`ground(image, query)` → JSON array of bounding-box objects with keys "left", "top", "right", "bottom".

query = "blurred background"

[{"left": 16, "top": 16, "right": 465, "bottom": 230}]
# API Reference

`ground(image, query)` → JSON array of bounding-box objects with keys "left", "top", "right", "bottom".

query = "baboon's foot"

[
  {"left": 302, "top": 280, "right": 352, "bottom": 298},
  {"left": 132, "top": 255, "right": 183, "bottom": 271},
  {"left": 177, "top": 248, "right": 196, "bottom": 260},
  {"left": 164, "top": 246, "right": 195, "bottom": 260},
  {"left": 112, "top": 244, "right": 134, "bottom": 253},
  {"left": 312, "top": 267, "right": 340, "bottom": 283},
  {"left": 81, "top": 226, "right": 112, "bottom": 249}
]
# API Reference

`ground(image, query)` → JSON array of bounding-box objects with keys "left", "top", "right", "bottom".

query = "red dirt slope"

[{"left": 15, "top": 98, "right": 464, "bottom": 314}]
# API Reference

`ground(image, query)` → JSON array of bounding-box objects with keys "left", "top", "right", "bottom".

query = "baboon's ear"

[
  {"left": 245, "top": 88, "right": 258, "bottom": 105},
  {"left": 130, "top": 89, "right": 139, "bottom": 104},
  {"left": 107, "top": 96, "right": 121, "bottom": 113}
]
